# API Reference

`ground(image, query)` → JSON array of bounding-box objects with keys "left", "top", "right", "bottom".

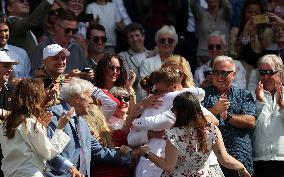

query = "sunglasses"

[
  {"left": 114, "top": 95, "right": 131, "bottom": 102},
  {"left": 158, "top": 38, "right": 175, "bottom": 45},
  {"left": 58, "top": 24, "right": 78, "bottom": 35},
  {"left": 212, "top": 70, "right": 234, "bottom": 77},
  {"left": 208, "top": 44, "right": 222, "bottom": 50},
  {"left": 108, "top": 65, "right": 122, "bottom": 72},
  {"left": 92, "top": 36, "right": 107, "bottom": 43},
  {"left": 259, "top": 69, "right": 279, "bottom": 76}
]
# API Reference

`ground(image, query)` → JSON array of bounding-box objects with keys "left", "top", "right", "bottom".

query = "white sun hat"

[
  {"left": 43, "top": 44, "right": 70, "bottom": 60},
  {"left": 0, "top": 51, "right": 19, "bottom": 64}
]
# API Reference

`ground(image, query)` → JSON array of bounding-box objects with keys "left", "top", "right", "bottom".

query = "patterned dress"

[{"left": 161, "top": 124, "right": 218, "bottom": 177}]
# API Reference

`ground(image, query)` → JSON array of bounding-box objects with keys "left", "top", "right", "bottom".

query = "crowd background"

[{"left": 0, "top": 0, "right": 283, "bottom": 177}]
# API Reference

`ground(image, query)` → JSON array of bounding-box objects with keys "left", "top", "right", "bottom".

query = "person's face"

[
  {"left": 212, "top": 61, "right": 236, "bottom": 92},
  {"left": 0, "top": 23, "right": 9, "bottom": 48},
  {"left": 105, "top": 57, "right": 121, "bottom": 84},
  {"left": 245, "top": 4, "right": 262, "bottom": 22},
  {"left": 0, "top": 63, "right": 13, "bottom": 84},
  {"left": 7, "top": 0, "right": 30, "bottom": 17},
  {"left": 258, "top": 63, "right": 281, "bottom": 93},
  {"left": 88, "top": 29, "right": 106, "bottom": 54},
  {"left": 127, "top": 30, "right": 145, "bottom": 52},
  {"left": 48, "top": 3, "right": 62, "bottom": 26},
  {"left": 67, "top": 0, "right": 84, "bottom": 15},
  {"left": 113, "top": 94, "right": 130, "bottom": 116},
  {"left": 157, "top": 33, "right": 176, "bottom": 55},
  {"left": 75, "top": 90, "right": 93, "bottom": 115},
  {"left": 208, "top": 37, "right": 225, "bottom": 59},
  {"left": 276, "top": 27, "right": 284, "bottom": 43},
  {"left": 43, "top": 51, "right": 67, "bottom": 76},
  {"left": 55, "top": 20, "right": 77, "bottom": 44}
]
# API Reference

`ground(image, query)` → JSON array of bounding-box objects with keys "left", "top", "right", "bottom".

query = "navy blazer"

[{"left": 44, "top": 103, "right": 131, "bottom": 177}]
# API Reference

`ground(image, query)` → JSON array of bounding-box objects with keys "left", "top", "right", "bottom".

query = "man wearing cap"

[
  {"left": 5, "top": 0, "right": 55, "bottom": 58},
  {"left": 30, "top": 9, "right": 88, "bottom": 76},
  {"left": 0, "top": 50, "right": 18, "bottom": 176},
  {"left": 0, "top": 14, "right": 31, "bottom": 78}
]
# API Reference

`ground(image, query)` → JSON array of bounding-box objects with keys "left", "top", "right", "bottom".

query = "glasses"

[
  {"left": 212, "top": 70, "right": 234, "bottom": 77},
  {"left": 108, "top": 65, "right": 122, "bottom": 72},
  {"left": 114, "top": 95, "right": 131, "bottom": 102},
  {"left": 259, "top": 69, "right": 279, "bottom": 76},
  {"left": 208, "top": 44, "right": 222, "bottom": 50},
  {"left": 58, "top": 24, "right": 78, "bottom": 35},
  {"left": 158, "top": 38, "right": 175, "bottom": 45},
  {"left": 92, "top": 36, "right": 107, "bottom": 43}
]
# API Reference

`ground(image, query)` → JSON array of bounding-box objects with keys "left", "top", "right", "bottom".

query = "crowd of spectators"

[{"left": 0, "top": 0, "right": 284, "bottom": 177}]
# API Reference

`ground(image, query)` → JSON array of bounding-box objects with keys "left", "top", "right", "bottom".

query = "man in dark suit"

[{"left": 45, "top": 78, "right": 133, "bottom": 177}]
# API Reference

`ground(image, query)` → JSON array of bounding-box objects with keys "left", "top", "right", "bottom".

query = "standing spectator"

[
  {"left": 194, "top": 31, "right": 246, "bottom": 89},
  {"left": 139, "top": 92, "right": 251, "bottom": 177},
  {"left": 202, "top": 55, "right": 256, "bottom": 176},
  {"left": 86, "top": 0, "right": 124, "bottom": 53},
  {"left": 190, "top": 0, "right": 233, "bottom": 67},
  {"left": 6, "top": 0, "right": 54, "bottom": 58},
  {"left": 135, "top": 0, "right": 180, "bottom": 50},
  {"left": 86, "top": 23, "right": 107, "bottom": 72},
  {"left": 253, "top": 54, "right": 284, "bottom": 177},
  {"left": 0, "top": 14, "right": 31, "bottom": 78},
  {"left": 0, "top": 79, "right": 72, "bottom": 177},
  {"left": 140, "top": 25, "right": 178, "bottom": 79},
  {"left": 30, "top": 9, "right": 88, "bottom": 76},
  {"left": 119, "top": 22, "right": 156, "bottom": 101}
]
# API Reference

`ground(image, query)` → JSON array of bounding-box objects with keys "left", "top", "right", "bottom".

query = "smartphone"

[
  {"left": 81, "top": 68, "right": 91, "bottom": 72},
  {"left": 252, "top": 14, "right": 270, "bottom": 25},
  {"left": 43, "top": 77, "right": 53, "bottom": 89}
]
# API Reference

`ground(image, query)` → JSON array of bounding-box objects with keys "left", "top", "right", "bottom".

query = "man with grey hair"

[
  {"left": 194, "top": 31, "right": 246, "bottom": 89},
  {"left": 45, "top": 78, "right": 134, "bottom": 177},
  {"left": 202, "top": 55, "right": 256, "bottom": 177},
  {"left": 253, "top": 54, "right": 284, "bottom": 177}
]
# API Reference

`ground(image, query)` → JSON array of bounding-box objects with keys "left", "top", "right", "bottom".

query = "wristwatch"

[
  {"left": 225, "top": 112, "right": 233, "bottom": 123},
  {"left": 143, "top": 149, "right": 151, "bottom": 159}
]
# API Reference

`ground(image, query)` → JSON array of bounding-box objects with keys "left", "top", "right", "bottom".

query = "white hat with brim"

[
  {"left": 0, "top": 51, "right": 19, "bottom": 64},
  {"left": 43, "top": 44, "right": 70, "bottom": 60}
]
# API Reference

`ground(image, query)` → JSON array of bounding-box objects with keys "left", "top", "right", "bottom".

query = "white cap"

[
  {"left": 0, "top": 51, "right": 18, "bottom": 64},
  {"left": 43, "top": 44, "right": 70, "bottom": 60}
]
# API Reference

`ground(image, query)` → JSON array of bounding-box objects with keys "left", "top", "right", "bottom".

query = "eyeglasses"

[
  {"left": 114, "top": 95, "right": 130, "bottom": 102},
  {"left": 108, "top": 65, "right": 122, "bottom": 72},
  {"left": 92, "top": 36, "right": 107, "bottom": 43},
  {"left": 212, "top": 70, "right": 234, "bottom": 77},
  {"left": 259, "top": 69, "right": 279, "bottom": 76},
  {"left": 208, "top": 44, "right": 222, "bottom": 50},
  {"left": 158, "top": 38, "right": 175, "bottom": 45},
  {"left": 58, "top": 24, "right": 78, "bottom": 35}
]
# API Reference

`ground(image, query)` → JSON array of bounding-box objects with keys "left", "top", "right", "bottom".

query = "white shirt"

[
  {"left": 140, "top": 54, "right": 162, "bottom": 79},
  {"left": 86, "top": 2, "right": 122, "bottom": 47},
  {"left": 0, "top": 116, "right": 70, "bottom": 177},
  {"left": 253, "top": 89, "right": 284, "bottom": 161},
  {"left": 194, "top": 59, "right": 247, "bottom": 89},
  {"left": 112, "top": 0, "right": 132, "bottom": 26}
]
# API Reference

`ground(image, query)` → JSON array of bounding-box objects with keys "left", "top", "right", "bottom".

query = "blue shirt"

[{"left": 202, "top": 85, "right": 256, "bottom": 174}]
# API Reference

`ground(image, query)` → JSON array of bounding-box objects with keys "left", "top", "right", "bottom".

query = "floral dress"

[{"left": 161, "top": 124, "right": 218, "bottom": 177}]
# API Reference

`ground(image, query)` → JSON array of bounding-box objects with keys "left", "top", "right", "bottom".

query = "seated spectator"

[
  {"left": 139, "top": 92, "right": 251, "bottom": 177},
  {"left": 194, "top": 31, "right": 246, "bottom": 89},
  {"left": 0, "top": 79, "right": 72, "bottom": 177},
  {"left": 45, "top": 78, "right": 136, "bottom": 177},
  {"left": 202, "top": 55, "right": 256, "bottom": 176},
  {"left": 253, "top": 54, "right": 284, "bottom": 177}
]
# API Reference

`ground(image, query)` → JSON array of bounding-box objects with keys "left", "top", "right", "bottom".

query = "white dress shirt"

[
  {"left": 0, "top": 116, "right": 70, "bottom": 177},
  {"left": 253, "top": 89, "right": 284, "bottom": 161}
]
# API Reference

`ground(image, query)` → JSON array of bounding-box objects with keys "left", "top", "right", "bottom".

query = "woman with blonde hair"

[{"left": 161, "top": 55, "right": 195, "bottom": 88}]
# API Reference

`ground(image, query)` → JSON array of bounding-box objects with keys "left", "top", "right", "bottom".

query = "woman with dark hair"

[
  {"left": 236, "top": 0, "right": 275, "bottom": 81},
  {"left": 0, "top": 79, "right": 73, "bottom": 177},
  {"left": 140, "top": 92, "right": 251, "bottom": 177}
]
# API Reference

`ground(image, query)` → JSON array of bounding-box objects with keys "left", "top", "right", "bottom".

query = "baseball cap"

[
  {"left": 0, "top": 51, "right": 18, "bottom": 64},
  {"left": 42, "top": 44, "right": 70, "bottom": 60}
]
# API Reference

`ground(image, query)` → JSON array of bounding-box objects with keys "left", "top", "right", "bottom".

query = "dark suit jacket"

[{"left": 44, "top": 103, "right": 131, "bottom": 177}]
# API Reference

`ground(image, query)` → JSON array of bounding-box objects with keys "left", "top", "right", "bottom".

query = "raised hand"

[
  {"left": 255, "top": 81, "right": 265, "bottom": 102},
  {"left": 276, "top": 82, "right": 284, "bottom": 109},
  {"left": 125, "top": 70, "right": 136, "bottom": 89},
  {"left": 38, "top": 111, "right": 53, "bottom": 128},
  {"left": 57, "top": 107, "right": 75, "bottom": 129},
  {"left": 118, "top": 145, "right": 133, "bottom": 156}
]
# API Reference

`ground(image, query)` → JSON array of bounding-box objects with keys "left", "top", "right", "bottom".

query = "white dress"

[
  {"left": 0, "top": 116, "right": 70, "bottom": 177},
  {"left": 162, "top": 124, "right": 218, "bottom": 177}
]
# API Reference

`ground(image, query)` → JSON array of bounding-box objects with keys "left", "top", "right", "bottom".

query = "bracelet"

[{"left": 143, "top": 149, "right": 151, "bottom": 159}]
